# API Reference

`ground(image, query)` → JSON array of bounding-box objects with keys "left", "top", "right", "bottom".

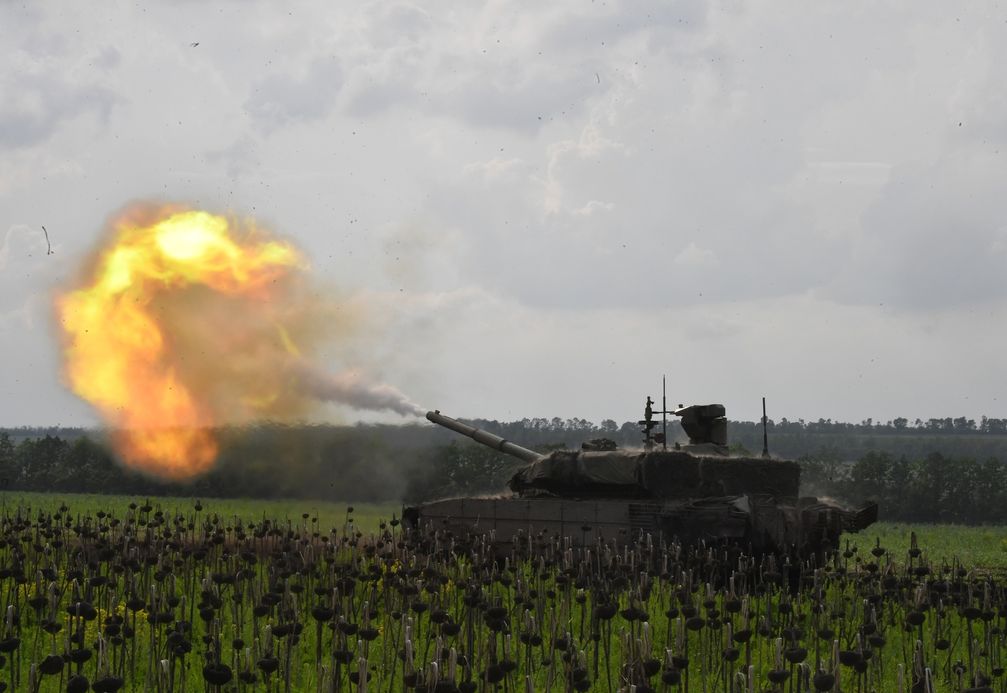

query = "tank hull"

[{"left": 405, "top": 495, "right": 875, "bottom": 558}]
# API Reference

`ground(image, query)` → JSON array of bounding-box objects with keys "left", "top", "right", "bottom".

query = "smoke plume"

[{"left": 291, "top": 362, "right": 424, "bottom": 417}]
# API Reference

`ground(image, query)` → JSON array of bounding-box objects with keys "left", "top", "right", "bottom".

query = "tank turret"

[{"left": 674, "top": 403, "right": 728, "bottom": 453}]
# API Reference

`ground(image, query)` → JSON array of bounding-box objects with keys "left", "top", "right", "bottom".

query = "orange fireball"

[{"left": 56, "top": 205, "right": 303, "bottom": 479}]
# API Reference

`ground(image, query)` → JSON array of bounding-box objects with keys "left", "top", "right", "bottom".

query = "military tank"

[{"left": 405, "top": 399, "right": 877, "bottom": 559}]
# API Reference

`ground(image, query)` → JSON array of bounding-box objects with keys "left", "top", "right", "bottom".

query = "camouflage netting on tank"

[
  {"left": 509, "top": 451, "right": 646, "bottom": 497},
  {"left": 641, "top": 452, "right": 801, "bottom": 499},
  {"left": 509, "top": 450, "right": 800, "bottom": 499}
]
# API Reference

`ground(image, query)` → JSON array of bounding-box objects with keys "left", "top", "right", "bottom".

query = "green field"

[
  {"left": 846, "top": 521, "right": 1007, "bottom": 570},
  {"left": 0, "top": 490, "right": 398, "bottom": 535},
  {"left": 0, "top": 491, "right": 1004, "bottom": 691},
  {"left": 6, "top": 491, "right": 1005, "bottom": 568}
]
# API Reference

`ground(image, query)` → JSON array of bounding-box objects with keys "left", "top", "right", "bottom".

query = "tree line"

[
  {"left": 743, "top": 416, "right": 1007, "bottom": 434},
  {"left": 4, "top": 415, "right": 1007, "bottom": 524},
  {"left": 800, "top": 451, "right": 1007, "bottom": 524}
]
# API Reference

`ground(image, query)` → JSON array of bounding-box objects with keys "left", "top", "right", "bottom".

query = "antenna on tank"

[
  {"left": 641, "top": 377, "right": 675, "bottom": 450},
  {"left": 662, "top": 376, "right": 668, "bottom": 451},
  {"left": 761, "top": 396, "right": 770, "bottom": 458}
]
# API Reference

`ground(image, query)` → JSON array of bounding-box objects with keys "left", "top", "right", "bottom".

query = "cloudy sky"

[{"left": 2, "top": 1, "right": 1006, "bottom": 428}]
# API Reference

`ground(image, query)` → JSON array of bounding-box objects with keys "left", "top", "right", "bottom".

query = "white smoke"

[{"left": 291, "top": 361, "right": 424, "bottom": 417}]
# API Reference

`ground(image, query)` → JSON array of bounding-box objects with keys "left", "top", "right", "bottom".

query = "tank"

[{"left": 404, "top": 400, "right": 877, "bottom": 560}]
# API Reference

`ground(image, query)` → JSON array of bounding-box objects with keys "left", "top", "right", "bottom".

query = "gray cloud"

[
  {"left": 2, "top": 0, "right": 1007, "bottom": 427},
  {"left": 91, "top": 46, "right": 122, "bottom": 71},
  {"left": 0, "top": 56, "right": 116, "bottom": 149},
  {"left": 245, "top": 57, "right": 344, "bottom": 131},
  {"left": 204, "top": 136, "right": 262, "bottom": 179},
  {"left": 340, "top": 0, "right": 698, "bottom": 131},
  {"left": 829, "top": 152, "right": 1007, "bottom": 310}
]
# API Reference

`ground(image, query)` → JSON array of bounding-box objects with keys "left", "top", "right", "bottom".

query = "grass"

[
  {"left": 0, "top": 492, "right": 1003, "bottom": 690},
  {"left": 6, "top": 491, "right": 1007, "bottom": 568},
  {"left": 0, "top": 490, "right": 400, "bottom": 535},
  {"left": 846, "top": 521, "right": 1007, "bottom": 569},
  {"left": 7, "top": 489, "right": 1007, "bottom": 564}
]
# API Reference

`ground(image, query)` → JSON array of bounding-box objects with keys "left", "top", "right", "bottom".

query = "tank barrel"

[{"left": 426, "top": 410, "right": 542, "bottom": 463}]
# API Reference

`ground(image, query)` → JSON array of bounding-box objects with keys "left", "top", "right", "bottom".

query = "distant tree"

[
  {"left": 953, "top": 417, "right": 977, "bottom": 433},
  {"left": 728, "top": 442, "right": 753, "bottom": 456},
  {"left": 796, "top": 446, "right": 845, "bottom": 496},
  {"left": 17, "top": 435, "right": 69, "bottom": 490},
  {"left": 61, "top": 437, "right": 117, "bottom": 492},
  {"left": 971, "top": 458, "right": 1007, "bottom": 523},
  {"left": 620, "top": 422, "right": 641, "bottom": 444},
  {"left": 849, "top": 451, "right": 892, "bottom": 502},
  {"left": 941, "top": 456, "right": 978, "bottom": 521},
  {"left": 885, "top": 455, "right": 913, "bottom": 519},
  {"left": 908, "top": 453, "right": 952, "bottom": 521},
  {"left": 0, "top": 433, "right": 14, "bottom": 488},
  {"left": 403, "top": 442, "right": 521, "bottom": 502},
  {"left": 981, "top": 417, "right": 1007, "bottom": 434}
]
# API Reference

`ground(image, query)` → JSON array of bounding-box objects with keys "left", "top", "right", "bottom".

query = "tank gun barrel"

[{"left": 426, "top": 410, "right": 542, "bottom": 463}]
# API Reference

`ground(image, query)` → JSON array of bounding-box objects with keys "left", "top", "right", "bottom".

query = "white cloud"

[
  {"left": 462, "top": 157, "right": 528, "bottom": 182},
  {"left": 0, "top": 225, "right": 50, "bottom": 271},
  {"left": 827, "top": 149, "right": 1007, "bottom": 309},
  {"left": 245, "top": 57, "right": 344, "bottom": 132},
  {"left": 0, "top": 50, "right": 117, "bottom": 150},
  {"left": 673, "top": 242, "right": 717, "bottom": 267},
  {"left": 572, "top": 200, "right": 614, "bottom": 218}
]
